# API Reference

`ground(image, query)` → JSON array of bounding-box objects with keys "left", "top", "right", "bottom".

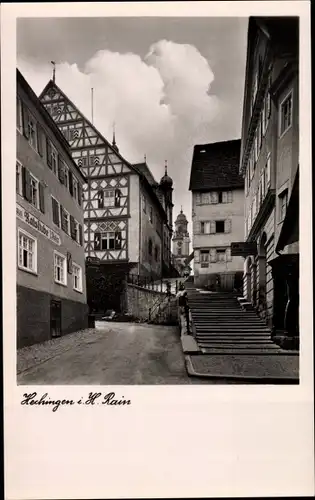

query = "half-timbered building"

[
  {"left": 39, "top": 78, "right": 174, "bottom": 312},
  {"left": 16, "top": 70, "right": 88, "bottom": 348}
]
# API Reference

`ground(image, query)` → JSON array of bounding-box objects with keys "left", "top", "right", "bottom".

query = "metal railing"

[{"left": 127, "top": 274, "right": 183, "bottom": 295}]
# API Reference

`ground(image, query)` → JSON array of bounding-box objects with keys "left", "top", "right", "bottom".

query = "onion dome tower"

[{"left": 172, "top": 207, "right": 191, "bottom": 276}]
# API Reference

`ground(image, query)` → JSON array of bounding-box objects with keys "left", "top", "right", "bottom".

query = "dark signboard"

[
  {"left": 231, "top": 242, "right": 257, "bottom": 257},
  {"left": 86, "top": 256, "right": 100, "bottom": 265}
]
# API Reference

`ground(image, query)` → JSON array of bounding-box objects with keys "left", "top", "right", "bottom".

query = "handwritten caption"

[{"left": 21, "top": 392, "right": 131, "bottom": 412}]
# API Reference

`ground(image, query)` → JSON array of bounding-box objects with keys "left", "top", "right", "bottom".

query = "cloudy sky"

[{"left": 17, "top": 17, "right": 248, "bottom": 236}]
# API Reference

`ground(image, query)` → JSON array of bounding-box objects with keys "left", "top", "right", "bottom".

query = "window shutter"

[
  {"left": 210, "top": 249, "right": 217, "bottom": 263},
  {"left": 78, "top": 224, "right": 83, "bottom": 246},
  {"left": 22, "top": 167, "right": 32, "bottom": 202},
  {"left": 210, "top": 221, "right": 216, "bottom": 234},
  {"left": 60, "top": 205, "right": 67, "bottom": 233},
  {"left": 22, "top": 103, "right": 29, "bottom": 139},
  {"left": 46, "top": 138, "right": 52, "bottom": 169},
  {"left": 37, "top": 125, "right": 44, "bottom": 157},
  {"left": 70, "top": 215, "right": 76, "bottom": 240},
  {"left": 68, "top": 170, "right": 74, "bottom": 195},
  {"left": 58, "top": 157, "right": 65, "bottom": 184},
  {"left": 193, "top": 221, "right": 201, "bottom": 234},
  {"left": 195, "top": 193, "right": 201, "bottom": 205},
  {"left": 94, "top": 232, "right": 101, "bottom": 250},
  {"left": 39, "top": 183, "right": 45, "bottom": 213},
  {"left": 67, "top": 252, "right": 73, "bottom": 274},
  {"left": 114, "top": 188, "right": 121, "bottom": 207},
  {"left": 227, "top": 191, "right": 233, "bottom": 203},
  {"left": 224, "top": 219, "right": 232, "bottom": 233},
  {"left": 226, "top": 248, "right": 232, "bottom": 262},
  {"left": 78, "top": 183, "right": 82, "bottom": 206},
  {"left": 194, "top": 250, "right": 200, "bottom": 263},
  {"left": 115, "top": 231, "right": 122, "bottom": 250},
  {"left": 222, "top": 191, "right": 228, "bottom": 203}
]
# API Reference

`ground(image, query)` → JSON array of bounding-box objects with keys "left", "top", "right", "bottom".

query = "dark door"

[{"left": 50, "top": 299, "right": 61, "bottom": 338}]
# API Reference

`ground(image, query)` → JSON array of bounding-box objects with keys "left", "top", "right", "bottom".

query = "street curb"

[
  {"left": 181, "top": 334, "right": 200, "bottom": 354},
  {"left": 184, "top": 355, "right": 299, "bottom": 384}
]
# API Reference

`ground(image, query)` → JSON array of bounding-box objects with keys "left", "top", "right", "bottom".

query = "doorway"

[{"left": 50, "top": 299, "right": 61, "bottom": 338}]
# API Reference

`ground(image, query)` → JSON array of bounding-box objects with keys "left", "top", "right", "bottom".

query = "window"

[
  {"left": 265, "top": 153, "right": 271, "bottom": 188},
  {"left": 63, "top": 164, "right": 69, "bottom": 188},
  {"left": 201, "top": 192, "right": 210, "bottom": 204},
  {"left": 18, "top": 229, "right": 37, "bottom": 273},
  {"left": 16, "top": 160, "right": 22, "bottom": 195},
  {"left": 148, "top": 238, "right": 153, "bottom": 256},
  {"left": 30, "top": 174, "right": 39, "bottom": 208},
  {"left": 280, "top": 91, "right": 293, "bottom": 136},
  {"left": 51, "top": 197, "right": 60, "bottom": 227},
  {"left": 16, "top": 97, "right": 23, "bottom": 132},
  {"left": 200, "top": 250, "right": 209, "bottom": 262},
  {"left": 73, "top": 177, "right": 78, "bottom": 202},
  {"left": 279, "top": 189, "right": 288, "bottom": 222},
  {"left": 98, "top": 189, "right": 118, "bottom": 208},
  {"left": 215, "top": 221, "right": 225, "bottom": 233},
  {"left": 50, "top": 144, "right": 58, "bottom": 175},
  {"left": 73, "top": 263, "right": 82, "bottom": 292},
  {"left": 94, "top": 231, "right": 122, "bottom": 251},
  {"left": 28, "top": 112, "right": 38, "bottom": 151},
  {"left": 195, "top": 193, "right": 201, "bottom": 205},
  {"left": 177, "top": 247, "right": 182, "bottom": 256},
  {"left": 74, "top": 220, "right": 80, "bottom": 243},
  {"left": 54, "top": 252, "right": 67, "bottom": 285},
  {"left": 201, "top": 221, "right": 211, "bottom": 234},
  {"left": 216, "top": 249, "right": 226, "bottom": 262}
]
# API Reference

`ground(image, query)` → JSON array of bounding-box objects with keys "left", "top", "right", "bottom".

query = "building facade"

[
  {"left": 39, "top": 79, "right": 174, "bottom": 312},
  {"left": 16, "top": 70, "right": 88, "bottom": 348},
  {"left": 189, "top": 140, "right": 244, "bottom": 290},
  {"left": 172, "top": 208, "right": 191, "bottom": 276},
  {"left": 239, "top": 17, "right": 299, "bottom": 346}
]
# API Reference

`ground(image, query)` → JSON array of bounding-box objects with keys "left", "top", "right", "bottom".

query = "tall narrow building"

[
  {"left": 172, "top": 208, "right": 191, "bottom": 276},
  {"left": 39, "top": 78, "right": 174, "bottom": 311}
]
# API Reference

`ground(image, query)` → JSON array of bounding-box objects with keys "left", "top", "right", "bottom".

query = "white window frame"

[
  {"left": 30, "top": 172, "right": 40, "bottom": 209},
  {"left": 16, "top": 96, "right": 23, "bottom": 133},
  {"left": 54, "top": 250, "right": 67, "bottom": 286},
  {"left": 279, "top": 90, "right": 293, "bottom": 138},
  {"left": 18, "top": 228, "right": 38, "bottom": 274},
  {"left": 63, "top": 163, "right": 69, "bottom": 188},
  {"left": 74, "top": 219, "right": 80, "bottom": 244},
  {"left": 16, "top": 160, "right": 23, "bottom": 196},
  {"left": 50, "top": 143, "right": 58, "bottom": 175},
  {"left": 216, "top": 249, "right": 227, "bottom": 263},
  {"left": 61, "top": 207, "right": 70, "bottom": 235},
  {"left": 73, "top": 262, "right": 83, "bottom": 292}
]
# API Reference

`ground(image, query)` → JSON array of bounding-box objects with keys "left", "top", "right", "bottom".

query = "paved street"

[{"left": 18, "top": 322, "right": 209, "bottom": 385}]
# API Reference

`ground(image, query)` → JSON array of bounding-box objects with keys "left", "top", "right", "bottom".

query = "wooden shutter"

[
  {"left": 52, "top": 197, "right": 60, "bottom": 226},
  {"left": 22, "top": 103, "right": 29, "bottom": 139},
  {"left": 194, "top": 250, "right": 200, "bottom": 263},
  {"left": 70, "top": 215, "right": 76, "bottom": 240},
  {"left": 193, "top": 221, "right": 201, "bottom": 234},
  {"left": 46, "top": 138, "right": 52, "bottom": 169},
  {"left": 67, "top": 252, "right": 73, "bottom": 274},
  {"left": 68, "top": 170, "right": 73, "bottom": 195},
  {"left": 37, "top": 125, "right": 44, "bottom": 157},
  {"left": 60, "top": 205, "right": 67, "bottom": 233},
  {"left": 78, "top": 224, "right": 83, "bottom": 246},
  {"left": 58, "top": 157, "right": 65, "bottom": 184},
  {"left": 22, "top": 167, "right": 32, "bottom": 202},
  {"left": 115, "top": 231, "right": 122, "bottom": 250},
  {"left": 78, "top": 183, "right": 82, "bottom": 206},
  {"left": 39, "top": 183, "right": 45, "bottom": 213},
  {"left": 210, "top": 249, "right": 217, "bottom": 263},
  {"left": 114, "top": 189, "right": 121, "bottom": 207},
  {"left": 210, "top": 221, "right": 216, "bottom": 234},
  {"left": 224, "top": 219, "right": 232, "bottom": 233},
  {"left": 94, "top": 232, "right": 101, "bottom": 250}
]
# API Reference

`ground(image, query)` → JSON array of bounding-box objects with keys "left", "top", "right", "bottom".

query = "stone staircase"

[{"left": 186, "top": 287, "right": 285, "bottom": 355}]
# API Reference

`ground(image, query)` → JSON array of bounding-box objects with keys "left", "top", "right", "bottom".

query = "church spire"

[
  {"left": 165, "top": 159, "right": 168, "bottom": 175},
  {"left": 112, "top": 122, "right": 119, "bottom": 152},
  {"left": 51, "top": 61, "right": 56, "bottom": 83}
]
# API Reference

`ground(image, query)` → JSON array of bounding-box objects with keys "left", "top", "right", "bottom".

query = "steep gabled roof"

[
  {"left": 189, "top": 139, "right": 243, "bottom": 191},
  {"left": 133, "top": 162, "right": 158, "bottom": 187},
  {"left": 17, "top": 69, "right": 87, "bottom": 183}
]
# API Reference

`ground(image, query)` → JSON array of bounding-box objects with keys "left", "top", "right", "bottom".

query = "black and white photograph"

[
  {"left": 2, "top": 2, "right": 313, "bottom": 499},
  {"left": 15, "top": 14, "right": 300, "bottom": 385}
]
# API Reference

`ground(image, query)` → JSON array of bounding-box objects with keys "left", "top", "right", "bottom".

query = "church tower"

[{"left": 172, "top": 208, "right": 191, "bottom": 276}]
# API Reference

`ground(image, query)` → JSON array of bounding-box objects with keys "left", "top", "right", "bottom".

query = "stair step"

[
  {"left": 199, "top": 348, "right": 285, "bottom": 354},
  {"left": 195, "top": 336, "right": 272, "bottom": 340},
  {"left": 197, "top": 342, "right": 279, "bottom": 349}
]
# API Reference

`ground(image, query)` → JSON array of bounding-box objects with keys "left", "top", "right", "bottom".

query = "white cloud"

[{"left": 17, "top": 40, "right": 239, "bottom": 236}]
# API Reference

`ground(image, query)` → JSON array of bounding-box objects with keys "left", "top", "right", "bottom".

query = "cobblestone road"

[{"left": 17, "top": 322, "right": 209, "bottom": 385}]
